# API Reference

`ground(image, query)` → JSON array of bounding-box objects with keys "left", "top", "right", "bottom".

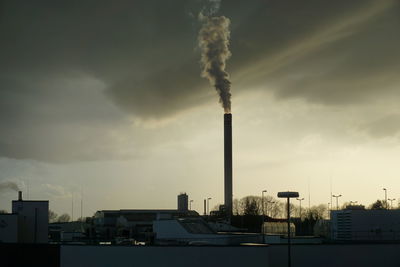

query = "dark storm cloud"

[
  {"left": 360, "top": 114, "right": 400, "bottom": 139},
  {"left": 265, "top": 1, "right": 400, "bottom": 105},
  {"left": 1, "top": 0, "right": 399, "bottom": 161}
]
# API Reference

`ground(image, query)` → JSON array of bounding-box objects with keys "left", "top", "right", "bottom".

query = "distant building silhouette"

[
  {"left": 331, "top": 207, "right": 400, "bottom": 241},
  {"left": 177, "top": 193, "right": 188, "bottom": 212}
]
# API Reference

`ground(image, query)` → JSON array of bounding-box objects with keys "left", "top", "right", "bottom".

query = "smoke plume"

[
  {"left": 198, "top": 14, "right": 232, "bottom": 113},
  {"left": 0, "top": 181, "right": 20, "bottom": 192}
]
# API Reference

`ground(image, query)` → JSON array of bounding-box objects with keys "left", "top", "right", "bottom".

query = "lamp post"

[
  {"left": 332, "top": 194, "right": 342, "bottom": 210},
  {"left": 383, "top": 188, "right": 387, "bottom": 209},
  {"left": 207, "top": 197, "right": 212, "bottom": 215},
  {"left": 262, "top": 190, "right": 267, "bottom": 243},
  {"left": 388, "top": 198, "right": 396, "bottom": 209},
  {"left": 296, "top": 198, "right": 304, "bottom": 219},
  {"left": 278, "top": 191, "right": 299, "bottom": 267},
  {"left": 189, "top": 200, "right": 193, "bottom": 210}
]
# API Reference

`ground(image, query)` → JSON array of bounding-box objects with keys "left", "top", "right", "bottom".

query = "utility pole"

[{"left": 262, "top": 190, "right": 267, "bottom": 244}]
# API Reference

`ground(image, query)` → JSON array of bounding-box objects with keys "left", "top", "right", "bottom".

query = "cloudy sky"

[{"left": 1, "top": 0, "right": 400, "bottom": 216}]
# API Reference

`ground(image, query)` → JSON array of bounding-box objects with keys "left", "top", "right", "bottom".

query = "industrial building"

[
  {"left": 331, "top": 206, "right": 400, "bottom": 241},
  {"left": 0, "top": 213, "right": 18, "bottom": 243},
  {"left": 93, "top": 208, "right": 198, "bottom": 242},
  {"left": 177, "top": 193, "right": 188, "bottom": 212},
  {"left": 0, "top": 191, "right": 49, "bottom": 243}
]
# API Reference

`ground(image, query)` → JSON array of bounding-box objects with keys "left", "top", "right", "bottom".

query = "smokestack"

[
  {"left": 224, "top": 113, "right": 232, "bottom": 218},
  {"left": 18, "top": 191, "right": 22, "bottom": 201}
]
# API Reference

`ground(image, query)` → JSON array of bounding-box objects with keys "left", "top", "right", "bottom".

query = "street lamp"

[
  {"left": 332, "top": 194, "right": 342, "bottom": 210},
  {"left": 262, "top": 190, "right": 267, "bottom": 243},
  {"left": 383, "top": 188, "right": 387, "bottom": 209},
  {"left": 296, "top": 198, "right": 304, "bottom": 219},
  {"left": 278, "top": 191, "right": 299, "bottom": 267},
  {"left": 207, "top": 197, "right": 212, "bottom": 215},
  {"left": 189, "top": 200, "right": 193, "bottom": 210},
  {"left": 388, "top": 198, "right": 396, "bottom": 209}
]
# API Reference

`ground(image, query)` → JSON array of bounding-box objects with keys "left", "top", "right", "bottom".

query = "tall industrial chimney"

[
  {"left": 224, "top": 113, "right": 233, "bottom": 218},
  {"left": 18, "top": 191, "right": 22, "bottom": 201}
]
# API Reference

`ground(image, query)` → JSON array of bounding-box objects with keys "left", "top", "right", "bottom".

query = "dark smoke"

[
  {"left": 198, "top": 14, "right": 232, "bottom": 113},
  {"left": 0, "top": 181, "right": 20, "bottom": 192}
]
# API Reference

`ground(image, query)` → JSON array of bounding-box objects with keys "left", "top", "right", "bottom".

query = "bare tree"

[
  {"left": 369, "top": 200, "right": 385, "bottom": 210},
  {"left": 49, "top": 209, "right": 58, "bottom": 223},
  {"left": 57, "top": 213, "right": 71, "bottom": 223},
  {"left": 304, "top": 204, "right": 328, "bottom": 220},
  {"left": 243, "top": 196, "right": 260, "bottom": 216},
  {"left": 231, "top": 195, "right": 284, "bottom": 218},
  {"left": 233, "top": 198, "right": 242, "bottom": 215}
]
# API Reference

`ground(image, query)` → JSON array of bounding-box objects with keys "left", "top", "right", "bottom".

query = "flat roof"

[
  {"left": 12, "top": 200, "right": 49, "bottom": 203},
  {"left": 98, "top": 209, "right": 180, "bottom": 213}
]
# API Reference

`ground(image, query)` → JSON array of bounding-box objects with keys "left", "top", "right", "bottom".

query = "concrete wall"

[
  {"left": 268, "top": 244, "right": 400, "bottom": 267},
  {"left": 60, "top": 244, "right": 400, "bottom": 267},
  {"left": 61, "top": 245, "right": 269, "bottom": 267}
]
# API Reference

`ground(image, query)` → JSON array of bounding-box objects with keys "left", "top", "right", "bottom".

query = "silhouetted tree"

[
  {"left": 296, "top": 204, "right": 328, "bottom": 236},
  {"left": 233, "top": 198, "right": 241, "bottom": 215},
  {"left": 49, "top": 209, "right": 58, "bottom": 223},
  {"left": 232, "top": 195, "right": 283, "bottom": 217},
  {"left": 243, "top": 196, "right": 260, "bottom": 216},
  {"left": 0, "top": 209, "right": 7, "bottom": 214},
  {"left": 369, "top": 200, "right": 385, "bottom": 210},
  {"left": 306, "top": 204, "right": 327, "bottom": 220},
  {"left": 57, "top": 213, "right": 71, "bottom": 222}
]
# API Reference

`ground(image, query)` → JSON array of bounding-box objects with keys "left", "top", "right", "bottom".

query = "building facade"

[
  {"left": 331, "top": 208, "right": 400, "bottom": 241},
  {"left": 12, "top": 194, "right": 49, "bottom": 243},
  {"left": 177, "top": 193, "right": 189, "bottom": 212},
  {"left": 0, "top": 214, "right": 18, "bottom": 243}
]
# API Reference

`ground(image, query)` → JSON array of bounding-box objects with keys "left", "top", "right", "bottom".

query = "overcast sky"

[{"left": 1, "top": 0, "right": 400, "bottom": 216}]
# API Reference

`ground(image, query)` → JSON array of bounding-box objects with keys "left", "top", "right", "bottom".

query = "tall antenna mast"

[
  {"left": 27, "top": 178, "right": 29, "bottom": 200},
  {"left": 80, "top": 186, "right": 83, "bottom": 220},
  {"left": 71, "top": 192, "right": 74, "bottom": 222},
  {"left": 330, "top": 177, "right": 333, "bottom": 212},
  {"left": 308, "top": 178, "right": 311, "bottom": 209}
]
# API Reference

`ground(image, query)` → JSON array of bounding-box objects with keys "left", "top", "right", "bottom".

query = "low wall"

[
  {"left": 2, "top": 243, "right": 399, "bottom": 267},
  {"left": 0, "top": 243, "right": 60, "bottom": 267},
  {"left": 61, "top": 245, "right": 268, "bottom": 267},
  {"left": 268, "top": 244, "right": 400, "bottom": 267}
]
